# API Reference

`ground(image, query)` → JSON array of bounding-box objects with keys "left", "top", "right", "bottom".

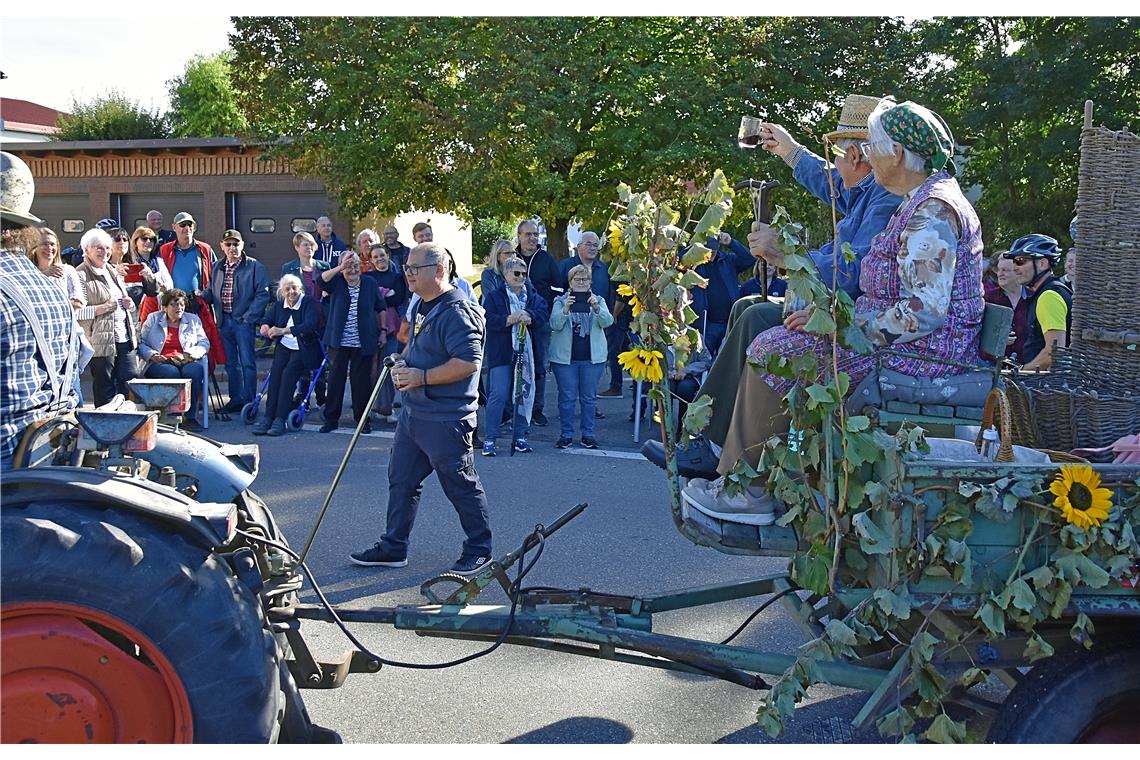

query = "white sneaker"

[{"left": 681, "top": 476, "right": 778, "bottom": 526}]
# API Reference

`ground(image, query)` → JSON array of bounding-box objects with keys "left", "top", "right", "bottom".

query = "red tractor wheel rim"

[{"left": 1, "top": 602, "right": 193, "bottom": 743}]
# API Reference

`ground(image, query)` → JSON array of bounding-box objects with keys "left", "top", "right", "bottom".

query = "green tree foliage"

[
  {"left": 55, "top": 91, "right": 169, "bottom": 141},
  {"left": 230, "top": 16, "right": 1138, "bottom": 259},
  {"left": 915, "top": 17, "right": 1140, "bottom": 247},
  {"left": 167, "top": 52, "right": 249, "bottom": 138},
  {"left": 471, "top": 216, "right": 519, "bottom": 264},
  {"left": 230, "top": 16, "right": 766, "bottom": 259}
]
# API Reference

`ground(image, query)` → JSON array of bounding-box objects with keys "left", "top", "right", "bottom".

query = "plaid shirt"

[
  {"left": 221, "top": 261, "right": 237, "bottom": 314},
  {"left": 1, "top": 252, "right": 80, "bottom": 468}
]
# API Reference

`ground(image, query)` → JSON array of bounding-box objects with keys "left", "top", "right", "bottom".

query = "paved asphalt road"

[{"left": 199, "top": 364, "right": 887, "bottom": 744}]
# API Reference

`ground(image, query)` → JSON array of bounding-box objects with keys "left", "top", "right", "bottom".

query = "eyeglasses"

[
  {"left": 404, "top": 262, "right": 438, "bottom": 273},
  {"left": 113, "top": 236, "right": 129, "bottom": 242},
  {"left": 177, "top": 221, "right": 194, "bottom": 228},
  {"left": 221, "top": 241, "right": 240, "bottom": 248},
  {"left": 507, "top": 271, "right": 527, "bottom": 278},
  {"left": 139, "top": 237, "right": 156, "bottom": 243},
  {"left": 1009, "top": 256, "right": 1032, "bottom": 266},
  {"left": 858, "top": 141, "right": 890, "bottom": 159}
]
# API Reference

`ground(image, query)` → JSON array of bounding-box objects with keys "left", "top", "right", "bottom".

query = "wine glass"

[{"left": 738, "top": 116, "right": 764, "bottom": 149}]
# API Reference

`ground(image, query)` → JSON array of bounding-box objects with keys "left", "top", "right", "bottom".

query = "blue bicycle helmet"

[
  {"left": 94, "top": 217, "right": 119, "bottom": 230},
  {"left": 1003, "top": 233, "right": 1062, "bottom": 263}
]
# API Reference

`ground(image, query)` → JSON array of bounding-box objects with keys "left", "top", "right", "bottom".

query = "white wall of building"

[{"left": 392, "top": 211, "right": 473, "bottom": 276}]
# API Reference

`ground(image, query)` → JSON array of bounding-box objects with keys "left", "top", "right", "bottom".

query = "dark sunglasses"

[
  {"left": 177, "top": 221, "right": 194, "bottom": 228},
  {"left": 139, "top": 236, "right": 156, "bottom": 242},
  {"left": 113, "top": 235, "right": 129, "bottom": 242},
  {"left": 1009, "top": 256, "right": 1032, "bottom": 266},
  {"left": 507, "top": 270, "right": 527, "bottom": 277}
]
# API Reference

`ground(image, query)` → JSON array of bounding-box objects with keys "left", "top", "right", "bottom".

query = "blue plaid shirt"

[{"left": 1, "top": 252, "right": 80, "bottom": 468}]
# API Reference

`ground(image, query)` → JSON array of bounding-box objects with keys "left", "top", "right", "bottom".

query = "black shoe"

[
  {"left": 251, "top": 416, "right": 271, "bottom": 435},
  {"left": 360, "top": 421, "right": 373, "bottom": 434},
  {"left": 531, "top": 411, "right": 548, "bottom": 427},
  {"left": 350, "top": 543, "right": 408, "bottom": 568},
  {"left": 450, "top": 555, "right": 491, "bottom": 575},
  {"left": 640, "top": 436, "right": 720, "bottom": 479},
  {"left": 221, "top": 399, "right": 245, "bottom": 413},
  {"left": 266, "top": 418, "right": 287, "bottom": 436},
  {"left": 319, "top": 421, "right": 337, "bottom": 433},
  {"left": 597, "top": 388, "right": 623, "bottom": 399},
  {"left": 580, "top": 436, "right": 599, "bottom": 449},
  {"left": 182, "top": 417, "right": 203, "bottom": 433},
  {"left": 472, "top": 433, "right": 483, "bottom": 449},
  {"left": 555, "top": 436, "right": 573, "bottom": 449}
]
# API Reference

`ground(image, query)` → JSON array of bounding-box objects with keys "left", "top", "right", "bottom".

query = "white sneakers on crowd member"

[{"left": 681, "top": 476, "right": 779, "bottom": 526}]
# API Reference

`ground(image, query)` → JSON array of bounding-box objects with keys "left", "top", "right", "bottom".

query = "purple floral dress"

[{"left": 749, "top": 171, "right": 984, "bottom": 394}]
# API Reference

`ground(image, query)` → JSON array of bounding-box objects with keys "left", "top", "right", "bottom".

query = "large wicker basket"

[
  {"left": 1011, "top": 104, "right": 1140, "bottom": 452},
  {"left": 1068, "top": 115, "right": 1140, "bottom": 395}
]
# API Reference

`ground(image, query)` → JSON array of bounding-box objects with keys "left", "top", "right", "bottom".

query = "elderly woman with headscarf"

[
  {"left": 684, "top": 98, "right": 984, "bottom": 523},
  {"left": 252, "top": 274, "right": 322, "bottom": 436},
  {"left": 75, "top": 227, "right": 140, "bottom": 405},
  {"left": 138, "top": 288, "right": 210, "bottom": 431}
]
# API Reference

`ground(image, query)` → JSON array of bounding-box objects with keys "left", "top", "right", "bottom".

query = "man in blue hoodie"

[
  {"left": 350, "top": 242, "right": 493, "bottom": 576},
  {"left": 691, "top": 231, "right": 756, "bottom": 355},
  {"left": 314, "top": 215, "right": 349, "bottom": 267},
  {"left": 643, "top": 94, "right": 902, "bottom": 478}
]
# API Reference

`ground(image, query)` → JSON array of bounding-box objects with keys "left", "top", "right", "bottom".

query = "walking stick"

[
  {"left": 733, "top": 179, "right": 780, "bottom": 300},
  {"left": 510, "top": 322, "right": 528, "bottom": 456}
]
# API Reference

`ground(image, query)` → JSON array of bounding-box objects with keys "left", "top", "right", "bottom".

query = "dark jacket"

[
  {"left": 203, "top": 255, "right": 271, "bottom": 325},
  {"left": 483, "top": 282, "right": 549, "bottom": 369},
  {"left": 321, "top": 273, "right": 386, "bottom": 355},
  {"left": 401, "top": 288, "right": 486, "bottom": 423},
  {"left": 363, "top": 267, "right": 408, "bottom": 316},
  {"left": 516, "top": 246, "right": 561, "bottom": 308},
  {"left": 558, "top": 256, "right": 611, "bottom": 309},
  {"left": 385, "top": 243, "right": 411, "bottom": 272},
  {"left": 690, "top": 236, "right": 754, "bottom": 326},
  {"left": 259, "top": 294, "right": 323, "bottom": 370},
  {"left": 315, "top": 233, "right": 350, "bottom": 267}
]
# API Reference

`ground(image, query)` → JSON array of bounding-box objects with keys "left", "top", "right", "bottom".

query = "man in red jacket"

[{"left": 159, "top": 212, "right": 225, "bottom": 370}]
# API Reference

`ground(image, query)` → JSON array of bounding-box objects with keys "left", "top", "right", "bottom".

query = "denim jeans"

[
  {"left": 551, "top": 360, "right": 605, "bottom": 438},
  {"left": 218, "top": 315, "right": 257, "bottom": 405},
  {"left": 484, "top": 364, "right": 528, "bottom": 442}
]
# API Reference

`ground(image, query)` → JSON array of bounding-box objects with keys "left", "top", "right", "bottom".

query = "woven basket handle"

[{"left": 976, "top": 387, "right": 1015, "bottom": 463}]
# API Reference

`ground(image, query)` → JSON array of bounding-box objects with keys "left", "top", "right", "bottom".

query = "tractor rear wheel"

[
  {"left": 1, "top": 501, "right": 283, "bottom": 743},
  {"left": 987, "top": 637, "right": 1140, "bottom": 743}
]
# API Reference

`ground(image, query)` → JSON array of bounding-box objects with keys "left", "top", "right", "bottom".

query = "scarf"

[
  {"left": 878, "top": 99, "right": 956, "bottom": 175},
  {"left": 506, "top": 285, "right": 535, "bottom": 423}
]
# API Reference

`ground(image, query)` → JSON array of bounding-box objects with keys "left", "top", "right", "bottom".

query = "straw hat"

[{"left": 823, "top": 94, "right": 882, "bottom": 142}]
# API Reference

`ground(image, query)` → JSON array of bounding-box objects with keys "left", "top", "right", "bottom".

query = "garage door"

[
  {"left": 232, "top": 192, "right": 350, "bottom": 278},
  {"left": 119, "top": 193, "right": 205, "bottom": 240},
  {"left": 29, "top": 194, "right": 90, "bottom": 249}
]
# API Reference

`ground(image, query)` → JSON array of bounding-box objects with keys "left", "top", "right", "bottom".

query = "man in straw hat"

[
  {"left": 642, "top": 94, "right": 902, "bottom": 480},
  {"left": 1, "top": 151, "right": 81, "bottom": 470}
]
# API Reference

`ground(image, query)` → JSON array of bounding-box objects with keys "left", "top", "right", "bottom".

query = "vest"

[{"left": 1022, "top": 275, "right": 1072, "bottom": 362}]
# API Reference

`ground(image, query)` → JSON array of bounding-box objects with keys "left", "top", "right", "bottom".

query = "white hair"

[
  {"left": 356, "top": 228, "right": 378, "bottom": 246},
  {"left": 80, "top": 228, "right": 113, "bottom": 252},
  {"left": 578, "top": 231, "right": 600, "bottom": 245},
  {"left": 834, "top": 137, "right": 860, "bottom": 153},
  {"left": 865, "top": 103, "right": 929, "bottom": 174},
  {"left": 278, "top": 273, "right": 303, "bottom": 299}
]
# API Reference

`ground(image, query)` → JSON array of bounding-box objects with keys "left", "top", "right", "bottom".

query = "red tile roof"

[{"left": 1, "top": 98, "right": 65, "bottom": 133}]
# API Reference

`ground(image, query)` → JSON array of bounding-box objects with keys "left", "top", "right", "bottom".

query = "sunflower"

[
  {"left": 616, "top": 283, "right": 642, "bottom": 317},
  {"left": 1049, "top": 465, "right": 1113, "bottom": 530},
  {"left": 618, "top": 347, "right": 665, "bottom": 384},
  {"left": 607, "top": 222, "right": 626, "bottom": 258}
]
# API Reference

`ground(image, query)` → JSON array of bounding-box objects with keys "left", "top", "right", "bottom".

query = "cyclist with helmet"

[{"left": 1004, "top": 233, "right": 1071, "bottom": 371}]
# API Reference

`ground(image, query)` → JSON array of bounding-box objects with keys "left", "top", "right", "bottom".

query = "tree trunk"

[{"left": 547, "top": 217, "right": 571, "bottom": 262}]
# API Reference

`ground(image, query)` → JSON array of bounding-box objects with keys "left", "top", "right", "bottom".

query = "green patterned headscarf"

[{"left": 879, "top": 100, "right": 956, "bottom": 174}]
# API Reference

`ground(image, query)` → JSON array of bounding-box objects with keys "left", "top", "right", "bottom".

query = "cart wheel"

[
  {"left": 987, "top": 637, "right": 1140, "bottom": 742},
  {"left": 241, "top": 401, "right": 259, "bottom": 424},
  {"left": 286, "top": 409, "right": 305, "bottom": 431},
  {"left": 1, "top": 502, "right": 284, "bottom": 743}
]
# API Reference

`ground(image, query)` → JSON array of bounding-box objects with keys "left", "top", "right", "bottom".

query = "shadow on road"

[{"left": 505, "top": 716, "right": 634, "bottom": 743}]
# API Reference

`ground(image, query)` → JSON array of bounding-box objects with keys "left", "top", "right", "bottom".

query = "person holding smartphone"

[{"left": 549, "top": 264, "right": 614, "bottom": 449}]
